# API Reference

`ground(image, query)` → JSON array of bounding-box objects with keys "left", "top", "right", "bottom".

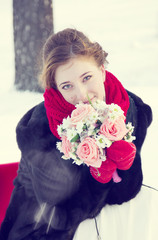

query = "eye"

[
  {"left": 62, "top": 84, "right": 72, "bottom": 90},
  {"left": 83, "top": 75, "right": 92, "bottom": 82}
]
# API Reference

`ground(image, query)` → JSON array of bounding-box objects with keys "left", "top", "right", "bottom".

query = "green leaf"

[
  {"left": 87, "top": 94, "right": 94, "bottom": 107},
  {"left": 83, "top": 124, "right": 87, "bottom": 130},
  {"left": 70, "top": 134, "right": 80, "bottom": 142}
]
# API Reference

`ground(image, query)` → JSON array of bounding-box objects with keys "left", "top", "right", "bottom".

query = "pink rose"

[
  {"left": 61, "top": 136, "right": 72, "bottom": 158},
  {"left": 76, "top": 137, "right": 102, "bottom": 168},
  {"left": 100, "top": 116, "right": 128, "bottom": 141},
  {"left": 71, "top": 104, "right": 94, "bottom": 125}
]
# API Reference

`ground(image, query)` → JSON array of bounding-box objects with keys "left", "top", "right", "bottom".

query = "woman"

[{"left": 0, "top": 28, "right": 153, "bottom": 239}]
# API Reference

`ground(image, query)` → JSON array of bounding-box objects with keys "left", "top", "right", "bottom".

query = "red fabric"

[
  {"left": 90, "top": 159, "right": 117, "bottom": 184},
  {"left": 44, "top": 71, "right": 130, "bottom": 139},
  {"left": 90, "top": 141, "right": 136, "bottom": 183},
  {"left": 105, "top": 71, "right": 129, "bottom": 116},
  {"left": 107, "top": 140, "right": 136, "bottom": 170},
  {"left": 0, "top": 162, "right": 19, "bottom": 226}
]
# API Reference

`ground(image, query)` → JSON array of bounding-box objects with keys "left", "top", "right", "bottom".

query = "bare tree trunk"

[{"left": 13, "top": 0, "right": 54, "bottom": 92}]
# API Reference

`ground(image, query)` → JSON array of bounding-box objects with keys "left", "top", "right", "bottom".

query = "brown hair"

[{"left": 39, "top": 28, "right": 108, "bottom": 89}]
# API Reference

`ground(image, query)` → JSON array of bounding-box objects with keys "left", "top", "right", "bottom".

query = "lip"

[
  {"left": 83, "top": 101, "right": 90, "bottom": 104},
  {"left": 90, "top": 97, "right": 97, "bottom": 103},
  {"left": 83, "top": 97, "right": 96, "bottom": 104}
]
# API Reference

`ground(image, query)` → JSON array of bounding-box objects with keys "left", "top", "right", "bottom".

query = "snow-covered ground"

[{"left": 0, "top": 0, "right": 158, "bottom": 189}]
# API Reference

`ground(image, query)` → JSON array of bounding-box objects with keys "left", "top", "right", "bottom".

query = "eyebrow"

[
  {"left": 59, "top": 81, "right": 70, "bottom": 87},
  {"left": 80, "top": 71, "right": 91, "bottom": 78},
  {"left": 59, "top": 71, "right": 92, "bottom": 87}
]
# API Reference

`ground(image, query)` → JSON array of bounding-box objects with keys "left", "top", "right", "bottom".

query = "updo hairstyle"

[{"left": 39, "top": 28, "right": 108, "bottom": 89}]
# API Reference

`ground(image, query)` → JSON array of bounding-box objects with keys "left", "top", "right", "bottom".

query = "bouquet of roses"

[{"left": 56, "top": 99, "right": 136, "bottom": 183}]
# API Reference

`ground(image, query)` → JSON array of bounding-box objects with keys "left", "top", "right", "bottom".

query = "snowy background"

[{"left": 0, "top": 0, "right": 158, "bottom": 189}]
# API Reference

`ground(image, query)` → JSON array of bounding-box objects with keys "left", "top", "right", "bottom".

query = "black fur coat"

[{"left": 0, "top": 90, "right": 152, "bottom": 240}]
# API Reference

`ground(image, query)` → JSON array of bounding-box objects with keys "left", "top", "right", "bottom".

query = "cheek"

[
  {"left": 70, "top": 96, "right": 74, "bottom": 101},
  {"left": 100, "top": 72, "right": 105, "bottom": 84},
  {"left": 96, "top": 79, "right": 105, "bottom": 100},
  {"left": 63, "top": 93, "right": 75, "bottom": 104}
]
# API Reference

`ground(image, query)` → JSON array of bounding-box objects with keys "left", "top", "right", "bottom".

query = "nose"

[{"left": 76, "top": 84, "right": 88, "bottom": 103}]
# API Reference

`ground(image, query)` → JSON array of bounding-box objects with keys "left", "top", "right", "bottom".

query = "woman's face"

[{"left": 55, "top": 56, "right": 106, "bottom": 105}]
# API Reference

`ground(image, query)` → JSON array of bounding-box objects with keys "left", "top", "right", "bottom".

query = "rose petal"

[
  {"left": 100, "top": 116, "right": 128, "bottom": 141},
  {"left": 76, "top": 137, "right": 102, "bottom": 168}
]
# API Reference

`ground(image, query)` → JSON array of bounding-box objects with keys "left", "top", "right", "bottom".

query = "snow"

[{"left": 0, "top": 0, "right": 158, "bottom": 189}]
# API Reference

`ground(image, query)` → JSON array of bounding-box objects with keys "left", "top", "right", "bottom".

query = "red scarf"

[{"left": 44, "top": 71, "right": 130, "bottom": 139}]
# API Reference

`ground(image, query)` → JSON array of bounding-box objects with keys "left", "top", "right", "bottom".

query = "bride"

[{"left": 1, "top": 28, "right": 157, "bottom": 240}]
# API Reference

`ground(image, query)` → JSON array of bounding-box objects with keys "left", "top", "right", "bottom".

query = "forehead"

[{"left": 55, "top": 56, "right": 98, "bottom": 83}]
